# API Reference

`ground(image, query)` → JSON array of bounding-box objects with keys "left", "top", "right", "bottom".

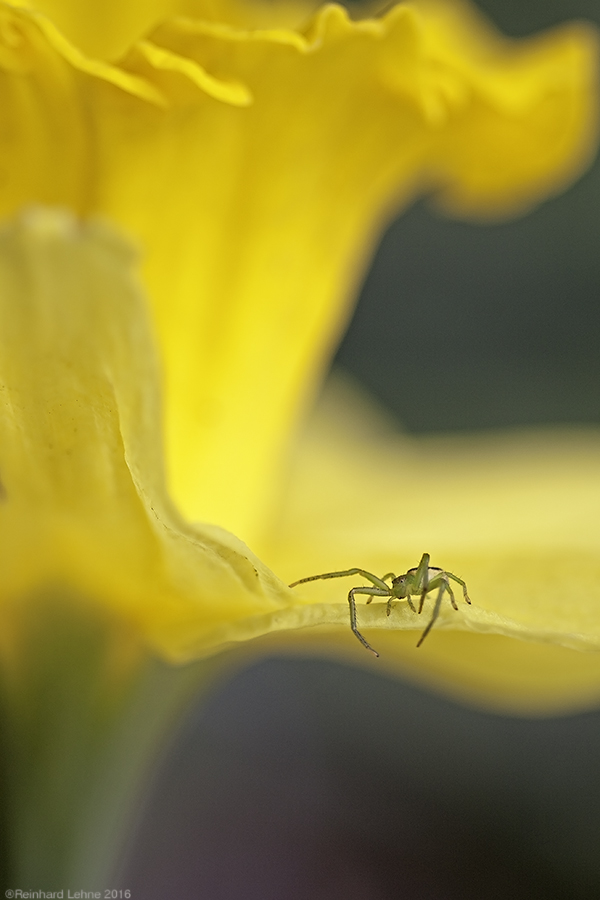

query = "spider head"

[{"left": 391, "top": 574, "right": 408, "bottom": 598}]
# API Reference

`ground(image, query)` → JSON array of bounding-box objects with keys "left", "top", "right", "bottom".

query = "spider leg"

[
  {"left": 444, "top": 577, "right": 458, "bottom": 611},
  {"left": 446, "top": 571, "right": 471, "bottom": 605},
  {"left": 413, "top": 553, "right": 432, "bottom": 614},
  {"left": 386, "top": 593, "right": 416, "bottom": 616},
  {"left": 413, "top": 553, "right": 430, "bottom": 588},
  {"left": 348, "top": 586, "right": 389, "bottom": 657},
  {"left": 367, "top": 570, "right": 400, "bottom": 605},
  {"left": 416, "top": 582, "right": 446, "bottom": 648},
  {"left": 289, "top": 568, "right": 390, "bottom": 592}
]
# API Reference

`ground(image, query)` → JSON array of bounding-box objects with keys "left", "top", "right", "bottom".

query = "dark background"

[
  {"left": 124, "top": 1, "right": 600, "bottom": 896},
  {"left": 336, "top": 0, "right": 600, "bottom": 432}
]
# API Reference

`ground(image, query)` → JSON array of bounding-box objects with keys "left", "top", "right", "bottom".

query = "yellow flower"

[
  {"left": 0, "top": 0, "right": 599, "bottom": 700},
  {"left": 0, "top": 0, "right": 599, "bottom": 885},
  {"left": 1, "top": 0, "right": 597, "bottom": 539}
]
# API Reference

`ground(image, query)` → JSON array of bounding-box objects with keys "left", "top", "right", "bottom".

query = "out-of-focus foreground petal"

[
  {"left": 0, "top": 209, "right": 298, "bottom": 663},
  {"left": 0, "top": 1, "right": 596, "bottom": 541},
  {"left": 267, "top": 375, "right": 600, "bottom": 714}
]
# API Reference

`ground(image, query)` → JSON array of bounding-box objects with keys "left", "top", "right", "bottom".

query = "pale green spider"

[{"left": 290, "top": 552, "right": 470, "bottom": 657}]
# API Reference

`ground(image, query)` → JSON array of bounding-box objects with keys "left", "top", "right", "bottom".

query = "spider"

[{"left": 289, "top": 552, "right": 470, "bottom": 657}]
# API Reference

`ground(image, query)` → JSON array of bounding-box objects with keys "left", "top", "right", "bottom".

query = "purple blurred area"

[{"left": 122, "top": 658, "right": 600, "bottom": 899}]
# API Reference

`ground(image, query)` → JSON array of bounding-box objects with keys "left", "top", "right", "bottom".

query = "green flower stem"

[{"left": 0, "top": 592, "right": 219, "bottom": 891}]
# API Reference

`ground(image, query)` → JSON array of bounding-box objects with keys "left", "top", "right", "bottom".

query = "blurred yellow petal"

[
  {"left": 266, "top": 374, "right": 600, "bottom": 713},
  {"left": 1, "top": 1, "right": 592, "bottom": 540},
  {"left": 10, "top": 0, "right": 316, "bottom": 60},
  {"left": 0, "top": 208, "right": 298, "bottom": 663},
  {"left": 417, "top": 0, "right": 599, "bottom": 217},
  {"left": 8, "top": 0, "right": 178, "bottom": 60}
]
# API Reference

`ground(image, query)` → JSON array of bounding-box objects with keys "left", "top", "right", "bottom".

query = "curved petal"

[
  {"left": 266, "top": 374, "right": 600, "bottom": 713},
  {"left": 417, "top": 0, "right": 600, "bottom": 217},
  {"left": 6, "top": 0, "right": 172, "bottom": 60},
  {"left": 0, "top": 209, "right": 298, "bottom": 661},
  {"left": 111, "top": 5, "right": 600, "bottom": 540},
  {"left": 0, "top": 3, "right": 596, "bottom": 542},
  {"left": 9, "top": 0, "right": 317, "bottom": 60}
]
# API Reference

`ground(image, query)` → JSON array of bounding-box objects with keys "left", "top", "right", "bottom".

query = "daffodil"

[{"left": 0, "top": 0, "right": 599, "bottom": 888}]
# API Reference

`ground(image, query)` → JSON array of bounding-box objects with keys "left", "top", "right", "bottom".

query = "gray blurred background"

[
  {"left": 336, "top": 0, "right": 600, "bottom": 432},
  {"left": 124, "top": 1, "right": 600, "bottom": 896}
]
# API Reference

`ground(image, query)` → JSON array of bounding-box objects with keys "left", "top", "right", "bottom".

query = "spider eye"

[{"left": 392, "top": 575, "right": 406, "bottom": 593}]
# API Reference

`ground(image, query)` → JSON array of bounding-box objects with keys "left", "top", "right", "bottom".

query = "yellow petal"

[
  {"left": 0, "top": 208, "right": 298, "bottom": 662},
  {"left": 266, "top": 374, "right": 600, "bottom": 714},
  {"left": 9, "top": 0, "right": 318, "bottom": 60},
  {"left": 416, "top": 0, "right": 600, "bottom": 217},
  {"left": 9, "top": 0, "right": 182, "bottom": 61},
  {"left": 110, "top": 6, "right": 599, "bottom": 540},
  {"left": 0, "top": 2, "right": 590, "bottom": 540}
]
